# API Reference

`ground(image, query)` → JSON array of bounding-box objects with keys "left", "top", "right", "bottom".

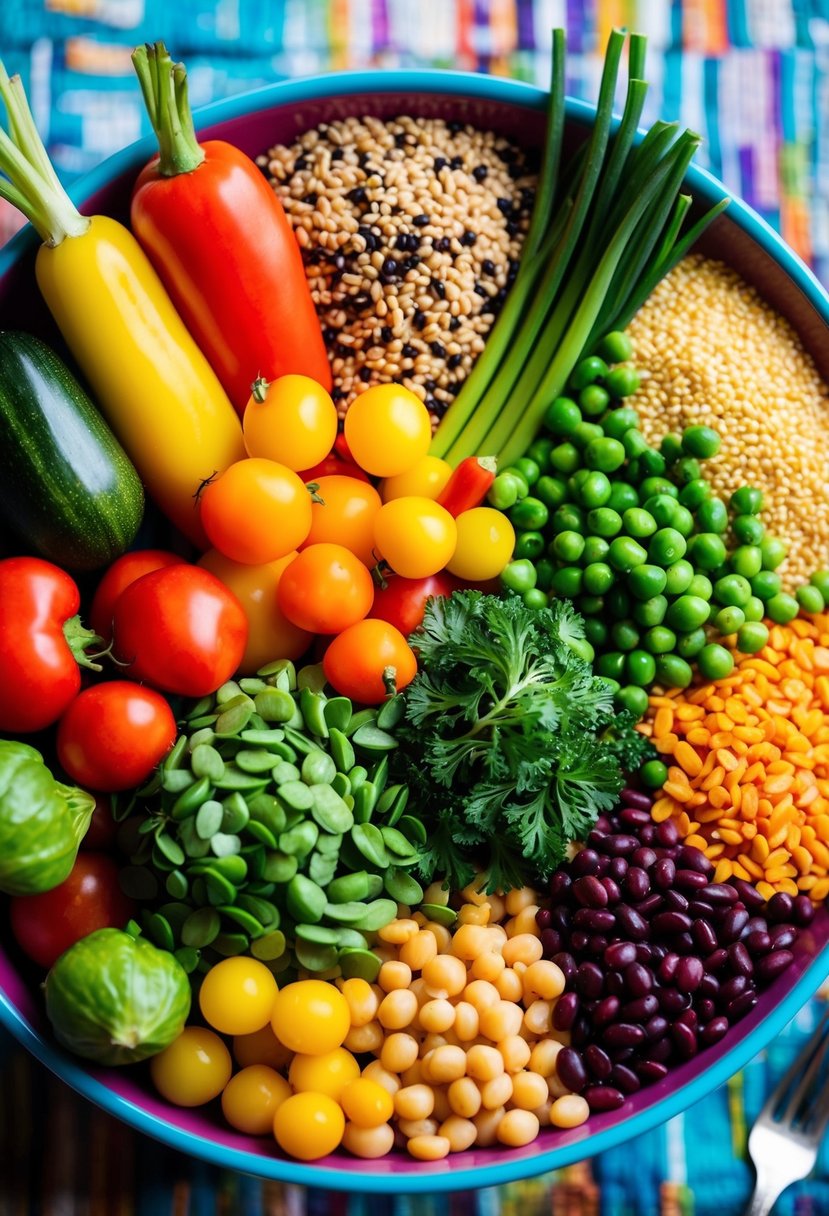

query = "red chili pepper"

[
  {"left": 436, "top": 455, "right": 497, "bottom": 517},
  {"left": 130, "top": 42, "right": 331, "bottom": 415}
]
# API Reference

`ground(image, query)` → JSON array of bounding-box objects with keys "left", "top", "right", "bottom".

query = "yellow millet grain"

[{"left": 626, "top": 253, "right": 829, "bottom": 586}]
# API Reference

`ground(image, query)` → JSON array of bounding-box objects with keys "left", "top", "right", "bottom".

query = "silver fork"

[{"left": 743, "top": 1007, "right": 829, "bottom": 1216}]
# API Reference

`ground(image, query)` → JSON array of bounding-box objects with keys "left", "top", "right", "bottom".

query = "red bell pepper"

[
  {"left": 437, "top": 455, "right": 497, "bottom": 517},
  {"left": 130, "top": 42, "right": 331, "bottom": 415}
]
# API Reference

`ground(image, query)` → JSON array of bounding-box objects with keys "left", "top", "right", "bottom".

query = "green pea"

[
  {"left": 552, "top": 504, "right": 586, "bottom": 533},
  {"left": 583, "top": 616, "right": 608, "bottom": 646},
  {"left": 761, "top": 537, "right": 788, "bottom": 571},
  {"left": 631, "top": 595, "right": 667, "bottom": 627},
  {"left": 643, "top": 494, "right": 677, "bottom": 528},
  {"left": 676, "top": 628, "right": 707, "bottom": 659},
  {"left": 659, "top": 434, "right": 683, "bottom": 466},
  {"left": 628, "top": 564, "right": 667, "bottom": 600},
  {"left": 731, "top": 486, "right": 763, "bottom": 515},
  {"left": 570, "top": 354, "right": 608, "bottom": 389},
  {"left": 611, "top": 620, "right": 640, "bottom": 651},
  {"left": 582, "top": 536, "right": 610, "bottom": 565},
  {"left": 687, "top": 573, "right": 713, "bottom": 600},
  {"left": 678, "top": 479, "right": 712, "bottom": 512},
  {"left": 568, "top": 469, "right": 590, "bottom": 499},
  {"left": 623, "top": 508, "right": 657, "bottom": 539},
  {"left": 743, "top": 596, "right": 765, "bottom": 623},
  {"left": 578, "top": 471, "right": 613, "bottom": 508},
  {"left": 766, "top": 592, "right": 799, "bottom": 624},
  {"left": 638, "top": 449, "right": 666, "bottom": 479},
  {"left": 585, "top": 437, "right": 626, "bottom": 473},
  {"left": 732, "top": 514, "right": 764, "bottom": 545},
  {"left": 695, "top": 496, "right": 728, "bottom": 534},
  {"left": 666, "top": 595, "right": 711, "bottom": 631},
  {"left": 583, "top": 562, "right": 615, "bottom": 596},
  {"left": 596, "top": 651, "right": 626, "bottom": 681},
  {"left": 572, "top": 422, "right": 604, "bottom": 449},
  {"left": 622, "top": 428, "right": 649, "bottom": 460},
  {"left": 750, "top": 570, "right": 781, "bottom": 601},
  {"left": 608, "top": 537, "right": 648, "bottom": 572},
  {"left": 810, "top": 570, "right": 829, "bottom": 602},
  {"left": 587, "top": 507, "right": 622, "bottom": 538},
  {"left": 606, "top": 588, "right": 632, "bottom": 619},
  {"left": 543, "top": 396, "right": 582, "bottom": 435},
  {"left": 662, "top": 559, "right": 695, "bottom": 596},
  {"left": 641, "top": 759, "right": 669, "bottom": 789},
  {"left": 602, "top": 407, "right": 640, "bottom": 440},
  {"left": 640, "top": 477, "right": 677, "bottom": 501},
  {"left": 606, "top": 482, "right": 639, "bottom": 514},
  {"left": 514, "top": 531, "right": 546, "bottom": 561},
  {"left": 500, "top": 467, "right": 529, "bottom": 498},
  {"left": 736, "top": 621, "right": 770, "bottom": 654},
  {"left": 596, "top": 677, "right": 621, "bottom": 697},
  {"left": 550, "top": 567, "right": 583, "bottom": 597},
  {"left": 596, "top": 330, "right": 633, "bottom": 363},
  {"left": 727, "top": 545, "right": 762, "bottom": 580},
  {"left": 714, "top": 606, "right": 746, "bottom": 635},
  {"left": 605, "top": 365, "right": 641, "bottom": 398},
  {"left": 535, "top": 558, "right": 556, "bottom": 590},
  {"left": 523, "top": 588, "right": 549, "bottom": 610},
  {"left": 674, "top": 457, "right": 701, "bottom": 485},
  {"left": 488, "top": 472, "right": 522, "bottom": 510},
  {"left": 501, "top": 559, "right": 537, "bottom": 594},
  {"left": 513, "top": 457, "right": 541, "bottom": 488},
  {"left": 682, "top": 425, "right": 721, "bottom": 459},
  {"left": 626, "top": 649, "right": 657, "bottom": 687},
  {"left": 511, "top": 496, "right": 549, "bottom": 531},
  {"left": 715, "top": 573, "right": 753, "bottom": 607},
  {"left": 697, "top": 643, "right": 734, "bottom": 680},
  {"left": 579, "top": 384, "right": 610, "bottom": 417},
  {"left": 654, "top": 654, "right": 693, "bottom": 689},
  {"left": 616, "top": 684, "right": 649, "bottom": 716},
  {"left": 643, "top": 625, "right": 676, "bottom": 654},
  {"left": 535, "top": 475, "right": 568, "bottom": 510},
  {"left": 649, "top": 528, "right": 687, "bottom": 566},
  {"left": 670, "top": 505, "right": 695, "bottom": 538}
]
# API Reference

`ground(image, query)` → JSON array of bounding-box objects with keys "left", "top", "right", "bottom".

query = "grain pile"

[
  {"left": 260, "top": 115, "right": 535, "bottom": 424},
  {"left": 627, "top": 253, "right": 829, "bottom": 585}
]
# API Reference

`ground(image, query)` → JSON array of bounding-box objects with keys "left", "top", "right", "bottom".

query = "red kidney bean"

[
  {"left": 619, "top": 806, "right": 653, "bottom": 827},
  {"left": 602, "top": 1023, "right": 646, "bottom": 1049},
  {"left": 572, "top": 1015, "right": 591, "bottom": 1047},
  {"left": 648, "top": 1037, "right": 673, "bottom": 1063},
  {"left": 636, "top": 1060, "right": 669, "bottom": 1082},
  {"left": 658, "top": 952, "right": 680, "bottom": 983},
  {"left": 766, "top": 892, "right": 794, "bottom": 923},
  {"left": 729, "top": 877, "right": 766, "bottom": 911},
  {"left": 675, "top": 956, "right": 704, "bottom": 992},
  {"left": 671, "top": 1020, "right": 698, "bottom": 1058},
  {"left": 576, "top": 962, "right": 605, "bottom": 1000},
  {"left": 674, "top": 932, "right": 697, "bottom": 956},
  {"left": 551, "top": 907, "right": 571, "bottom": 933},
  {"left": 540, "top": 928, "right": 562, "bottom": 956},
  {"left": 570, "top": 929, "right": 590, "bottom": 952},
  {"left": 727, "top": 942, "right": 753, "bottom": 976},
  {"left": 535, "top": 907, "right": 552, "bottom": 931},
  {"left": 721, "top": 907, "right": 750, "bottom": 942},
  {"left": 656, "top": 820, "right": 681, "bottom": 847},
  {"left": 621, "top": 788, "right": 654, "bottom": 812},
  {"left": 585, "top": 1044, "right": 613, "bottom": 1080},
  {"left": 688, "top": 900, "right": 716, "bottom": 919},
  {"left": 692, "top": 919, "right": 718, "bottom": 954},
  {"left": 584, "top": 1085, "right": 625, "bottom": 1112},
  {"left": 608, "top": 1044, "right": 636, "bottom": 1064},
  {"left": 616, "top": 904, "right": 649, "bottom": 940},
  {"left": 571, "top": 849, "right": 601, "bottom": 877},
  {"left": 621, "top": 995, "right": 659, "bottom": 1021},
  {"left": 719, "top": 974, "right": 749, "bottom": 1004},
  {"left": 639, "top": 824, "right": 658, "bottom": 845},
  {"left": 664, "top": 890, "right": 690, "bottom": 913},
  {"left": 605, "top": 942, "right": 637, "bottom": 969},
  {"left": 588, "top": 830, "right": 608, "bottom": 849},
  {"left": 744, "top": 930, "right": 772, "bottom": 956},
  {"left": 610, "top": 1063, "right": 641, "bottom": 1094},
  {"left": 743, "top": 916, "right": 768, "bottom": 935},
  {"left": 652, "top": 858, "right": 676, "bottom": 890},
  {"left": 556, "top": 1046, "right": 587, "bottom": 1093},
  {"left": 635, "top": 943, "right": 655, "bottom": 963},
  {"left": 677, "top": 845, "right": 713, "bottom": 873},
  {"left": 601, "top": 877, "right": 623, "bottom": 904},
  {"left": 675, "top": 1008, "right": 698, "bottom": 1031},
  {"left": 605, "top": 971, "right": 626, "bottom": 997},
  {"left": 659, "top": 988, "right": 691, "bottom": 1015},
  {"left": 638, "top": 894, "right": 665, "bottom": 918},
  {"left": 624, "top": 867, "right": 651, "bottom": 900},
  {"left": 674, "top": 869, "right": 710, "bottom": 891},
  {"left": 704, "top": 948, "right": 729, "bottom": 973},
  {"left": 608, "top": 857, "right": 629, "bottom": 882},
  {"left": 553, "top": 990, "right": 580, "bottom": 1030},
  {"left": 701, "top": 883, "right": 740, "bottom": 906},
  {"left": 632, "top": 846, "right": 658, "bottom": 869},
  {"left": 573, "top": 875, "right": 609, "bottom": 908},
  {"left": 592, "top": 995, "right": 621, "bottom": 1028},
  {"left": 793, "top": 895, "right": 815, "bottom": 926},
  {"left": 700, "top": 1016, "right": 730, "bottom": 1045},
  {"left": 652, "top": 911, "right": 693, "bottom": 936},
  {"left": 552, "top": 952, "right": 577, "bottom": 984},
  {"left": 769, "top": 924, "right": 797, "bottom": 949},
  {"left": 645, "top": 1014, "right": 669, "bottom": 1041},
  {"left": 586, "top": 934, "right": 610, "bottom": 957},
  {"left": 698, "top": 973, "right": 720, "bottom": 999},
  {"left": 727, "top": 991, "right": 758, "bottom": 1021},
  {"left": 574, "top": 909, "right": 616, "bottom": 933},
  {"left": 550, "top": 871, "right": 573, "bottom": 900},
  {"left": 605, "top": 834, "right": 640, "bottom": 856},
  {"left": 696, "top": 998, "right": 716, "bottom": 1022},
  {"left": 623, "top": 962, "right": 653, "bottom": 996},
  {"left": 755, "top": 949, "right": 795, "bottom": 983}
]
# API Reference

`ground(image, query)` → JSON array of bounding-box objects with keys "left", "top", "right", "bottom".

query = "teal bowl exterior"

[{"left": 1, "top": 68, "right": 828, "bottom": 1191}]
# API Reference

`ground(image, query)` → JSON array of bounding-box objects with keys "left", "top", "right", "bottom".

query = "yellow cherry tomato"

[
  {"left": 273, "top": 1091, "right": 346, "bottom": 1160},
  {"left": 446, "top": 507, "right": 517, "bottom": 581},
  {"left": 243, "top": 374, "right": 338, "bottom": 472},
  {"left": 373, "top": 496, "right": 457, "bottom": 579},
  {"left": 339, "top": 1077, "right": 394, "bottom": 1128},
  {"left": 233, "top": 1023, "right": 294, "bottom": 1071},
  {"left": 302, "top": 475, "right": 382, "bottom": 567},
  {"left": 198, "top": 549, "right": 312, "bottom": 673},
  {"left": 221, "top": 1064, "right": 292, "bottom": 1135},
  {"left": 199, "top": 458, "right": 313, "bottom": 564},
  {"left": 150, "top": 1026, "right": 232, "bottom": 1107},
  {"left": 288, "top": 1047, "right": 361, "bottom": 1099},
  {"left": 381, "top": 456, "right": 452, "bottom": 503},
  {"left": 199, "top": 957, "right": 278, "bottom": 1036},
  {"left": 344, "top": 385, "right": 431, "bottom": 477},
  {"left": 271, "top": 980, "right": 351, "bottom": 1055}
]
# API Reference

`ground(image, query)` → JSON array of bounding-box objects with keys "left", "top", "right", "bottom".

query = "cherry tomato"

[
  {"left": 10, "top": 852, "right": 135, "bottom": 970},
  {"left": 57, "top": 680, "right": 177, "bottom": 792},
  {"left": 89, "top": 549, "right": 184, "bottom": 642},
  {"left": 0, "top": 557, "right": 99, "bottom": 734},
  {"left": 221, "top": 1065, "right": 291, "bottom": 1135},
  {"left": 80, "top": 795, "right": 118, "bottom": 850},
  {"left": 381, "top": 455, "right": 452, "bottom": 502},
  {"left": 277, "top": 544, "right": 374, "bottom": 635},
  {"left": 233, "top": 1024, "right": 294, "bottom": 1071},
  {"left": 299, "top": 454, "right": 370, "bottom": 484},
  {"left": 270, "top": 980, "right": 351, "bottom": 1055},
  {"left": 243, "top": 374, "right": 338, "bottom": 472},
  {"left": 198, "top": 549, "right": 312, "bottom": 674},
  {"left": 373, "top": 496, "right": 457, "bottom": 579},
  {"left": 340, "top": 1077, "right": 394, "bottom": 1128},
  {"left": 199, "top": 957, "right": 279, "bottom": 1036},
  {"left": 199, "top": 458, "right": 313, "bottom": 564},
  {"left": 289, "top": 1048, "right": 361, "bottom": 1099},
  {"left": 446, "top": 507, "right": 516, "bottom": 581},
  {"left": 151, "top": 1027, "right": 232, "bottom": 1107},
  {"left": 343, "top": 385, "right": 431, "bottom": 477},
  {"left": 369, "top": 572, "right": 457, "bottom": 637},
  {"left": 112, "top": 565, "right": 248, "bottom": 696},
  {"left": 323, "top": 619, "right": 417, "bottom": 704},
  {"left": 273, "top": 1092, "right": 345, "bottom": 1160},
  {"left": 302, "top": 475, "right": 382, "bottom": 567}
]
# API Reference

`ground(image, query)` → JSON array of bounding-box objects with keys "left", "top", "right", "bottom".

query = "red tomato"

[
  {"left": 57, "top": 681, "right": 177, "bottom": 792},
  {"left": 0, "top": 556, "right": 99, "bottom": 734},
  {"left": 80, "top": 795, "right": 119, "bottom": 850},
  {"left": 369, "top": 572, "right": 458, "bottom": 637},
  {"left": 89, "top": 549, "right": 184, "bottom": 642},
  {"left": 112, "top": 564, "right": 248, "bottom": 696},
  {"left": 10, "top": 852, "right": 135, "bottom": 970},
  {"left": 278, "top": 544, "right": 375, "bottom": 635},
  {"left": 323, "top": 619, "right": 417, "bottom": 704},
  {"left": 298, "top": 454, "right": 370, "bottom": 484}
]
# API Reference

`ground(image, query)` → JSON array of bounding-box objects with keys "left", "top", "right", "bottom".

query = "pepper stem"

[{"left": 131, "top": 41, "right": 205, "bottom": 177}]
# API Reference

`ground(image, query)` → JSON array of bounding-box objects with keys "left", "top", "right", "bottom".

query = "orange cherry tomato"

[
  {"left": 278, "top": 544, "right": 374, "bottom": 635},
  {"left": 343, "top": 385, "right": 431, "bottom": 477},
  {"left": 198, "top": 549, "right": 312, "bottom": 674},
  {"left": 199, "top": 458, "right": 313, "bottom": 565},
  {"left": 373, "top": 496, "right": 457, "bottom": 579},
  {"left": 243, "top": 374, "right": 338, "bottom": 472},
  {"left": 323, "top": 619, "right": 417, "bottom": 704},
  {"left": 302, "top": 475, "right": 382, "bottom": 567},
  {"left": 380, "top": 455, "right": 452, "bottom": 503}
]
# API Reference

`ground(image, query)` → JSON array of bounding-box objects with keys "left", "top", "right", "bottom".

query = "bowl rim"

[{"left": 1, "top": 64, "right": 829, "bottom": 1191}]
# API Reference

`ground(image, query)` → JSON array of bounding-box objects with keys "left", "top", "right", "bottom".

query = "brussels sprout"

[
  {"left": 0, "top": 740, "right": 94, "bottom": 895},
  {"left": 45, "top": 928, "right": 191, "bottom": 1065}
]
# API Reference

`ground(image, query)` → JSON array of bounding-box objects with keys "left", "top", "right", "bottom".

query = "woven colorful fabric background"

[{"left": 2, "top": 1, "right": 829, "bottom": 1213}]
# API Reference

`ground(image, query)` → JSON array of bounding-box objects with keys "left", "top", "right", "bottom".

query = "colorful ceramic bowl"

[{"left": 1, "top": 69, "right": 828, "bottom": 1193}]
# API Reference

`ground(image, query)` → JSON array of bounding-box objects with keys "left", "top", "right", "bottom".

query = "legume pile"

[{"left": 261, "top": 116, "right": 535, "bottom": 423}]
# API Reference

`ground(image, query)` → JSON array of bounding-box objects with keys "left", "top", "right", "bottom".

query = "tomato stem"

[
  {"left": 131, "top": 42, "right": 205, "bottom": 178},
  {"left": 305, "top": 482, "right": 325, "bottom": 505},
  {"left": 250, "top": 376, "right": 271, "bottom": 404},
  {"left": 382, "top": 666, "right": 399, "bottom": 697},
  {"left": 62, "top": 615, "right": 105, "bottom": 673}
]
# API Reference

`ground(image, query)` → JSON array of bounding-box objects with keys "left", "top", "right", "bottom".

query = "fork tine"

[{"left": 778, "top": 1008, "right": 829, "bottom": 1127}]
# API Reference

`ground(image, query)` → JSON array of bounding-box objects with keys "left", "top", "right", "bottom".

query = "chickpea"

[
  {"left": 399, "top": 930, "right": 438, "bottom": 972},
  {"left": 451, "top": 923, "right": 491, "bottom": 960},
  {"left": 420, "top": 1032, "right": 449, "bottom": 1056},
  {"left": 342, "top": 1121, "right": 395, "bottom": 1159},
  {"left": 400, "top": 1062, "right": 423, "bottom": 1087},
  {"left": 407, "top": 1134, "right": 451, "bottom": 1161},
  {"left": 424, "top": 1044, "right": 467, "bottom": 1085},
  {"left": 510, "top": 1070, "right": 549, "bottom": 1110},
  {"left": 533, "top": 1098, "right": 553, "bottom": 1127},
  {"left": 523, "top": 1000, "right": 553, "bottom": 1036},
  {"left": 510, "top": 905, "right": 541, "bottom": 936},
  {"left": 522, "top": 960, "right": 566, "bottom": 1002},
  {"left": 466, "top": 1044, "right": 504, "bottom": 1082},
  {"left": 495, "top": 968, "right": 524, "bottom": 1003},
  {"left": 398, "top": 1117, "right": 440, "bottom": 1139},
  {"left": 341, "top": 978, "right": 379, "bottom": 1028},
  {"left": 528, "top": 1039, "right": 562, "bottom": 1078},
  {"left": 453, "top": 1001, "right": 480, "bottom": 1042},
  {"left": 473, "top": 1105, "right": 505, "bottom": 1147},
  {"left": 380, "top": 1033, "right": 419, "bottom": 1075},
  {"left": 418, "top": 998, "right": 456, "bottom": 1034},
  {"left": 439, "top": 1115, "right": 477, "bottom": 1153},
  {"left": 504, "top": 887, "right": 538, "bottom": 915},
  {"left": 480, "top": 1071, "right": 513, "bottom": 1110},
  {"left": 501, "top": 934, "right": 544, "bottom": 967},
  {"left": 479, "top": 999, "right": 524, "bottom": 1043},
  {"left": 378, "top": 918, "right": 419, "bottom": 945},
  {"left": 362, "top": 1059, "right": 402, "bottom": 1096},
  {"left": 549, "top": 1094, "right": 590, "bottom": 1129},
  {"left": 344, "top": 1021, "right": 384, "bottom": 1054},
  {"left": 432, "top": 1086, "right": 452, "bottom": 1123},
  {"left": 424, "top": 922, "right": 452, "bottom": 952},
  {"left": 378, "top": 960, "right": 413, "bottom": 993},
  {"left": 395, "top": 1083, "right": 435, "bottom": 1122},
  {"left": 422, "top": 881, "right": 450, "bottom": 906},
  {"left": 377, "top": 989, "right": 418, "bottom": 1031},
  {"left": 409, "top": 977, "right": 431, "bottom": 1008},
  {"left": 470, "top": 951, "right": 505, "bottom": 982},
  {"left": 422, "top": 954, "right": 467, "bottom": 999},
  {"left": 457, "top": 902, "right": 490, "bottom": 926},
  {"left": 448, "top": 1076, "right": 482, "bottom": 1118},
  {"left": 460, "top": 879, "right": 489, "bottom": 907},
  {"left": 548, "top": 1073, "right": 573, "bottom": 1099},
  {"left": 463, "top": 980, "right": 500, "bottom": 1013},
  {"left": 498, "top": 1034, "right": 531, "bottom": 1074},
  {"left": 497, "top": 1109, "right": 540, "bottom": 1148},
  {"left": 486, "top": 893, "right": 506, "bottom": 923}
]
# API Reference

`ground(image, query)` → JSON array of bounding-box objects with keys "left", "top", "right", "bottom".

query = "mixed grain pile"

[
  {"left": 627, "top": 254, "right": 829, "bottom": 585},
  {"left": 260, "top": 115, "right": 535, "bottom": 424}
]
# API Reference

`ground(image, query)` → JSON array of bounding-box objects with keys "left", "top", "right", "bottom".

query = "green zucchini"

[{"left": 0, "top": 331, "right": 143, "bottom": 569}]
